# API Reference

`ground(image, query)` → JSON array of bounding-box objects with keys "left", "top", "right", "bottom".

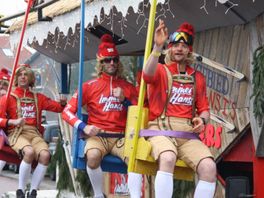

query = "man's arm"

[
  {"left": 40, "top": 93, "right": 66, "bottom": 113},
  {"left": 62, "top": 92, "right": 100, "bottom": 137},
  {"left": 7, "top": 118, "right": 25, "bottom": 127},
  {"left": 143, "top": 19, "right": 168, "bottom": 76}
]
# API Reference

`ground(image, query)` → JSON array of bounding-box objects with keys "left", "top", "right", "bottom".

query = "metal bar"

[
  {"left": 6, "top": 0, "right": 34, "bottom": 98},
  {"left": 71, "top": 0, "right": 85, "bottom": 169},
  {"left": 128, "top": 0, "right": 157, "bottom": 173},
  {"left": 60, "top": 63, "right": 69, "bottom": 94},
  {"left": 77, "top": 0, "right": 85, "bottom": 120}
]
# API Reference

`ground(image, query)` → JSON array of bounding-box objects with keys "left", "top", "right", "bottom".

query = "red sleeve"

[
  {"left": 124, "top": 82, "right": 138, "bottom": 105},
  {"left": 62, "top": 83, "right": 90, "bottom": 128},
  {"left": 38, "top": 93, "right": 65, "bottom": 113},
  {"left": 0, "top": 96, "right": 8, "bottom": 128},
  {"left": 62, "top": 91, "right": 80, "bottom": 127}
]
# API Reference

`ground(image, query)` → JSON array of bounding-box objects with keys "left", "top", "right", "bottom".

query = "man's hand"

[
  {"left": 113, "top": 87, "right": 125, "bottom": 102},
  {"left": 154, "top": 19, "right": 168, "bottom": 48},
  {"left": 192, "top": 117, "right": 205, "bottom": 133},
  {"left": 8, "top": 118, "right": 25, "bottom": 127},
  {"left": 83, "top": 125, "right": 100, "bottom": 137},
  {"left": 57, "top": 94, "right": 67, "bottom": 106}
]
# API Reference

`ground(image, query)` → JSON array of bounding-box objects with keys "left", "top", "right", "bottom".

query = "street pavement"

[{"left": 0, "top": 169, "right": 75, "bottom": 198}]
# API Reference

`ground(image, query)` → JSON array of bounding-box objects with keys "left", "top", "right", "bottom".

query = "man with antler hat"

[
  {"left": 139, "top": 20, "right": 217, "bottom": 198},
  {"left": 0, "top": 64, "right": 67, "bottom": 198},
  {"left": 62, "top": 34, "right": 142, "bottom": 198}
]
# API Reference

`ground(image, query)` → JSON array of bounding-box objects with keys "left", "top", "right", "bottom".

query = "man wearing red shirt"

[
  {"left": 0, "top": 64, "right": 66, "bottom": 198},
  {"left": 140, "top": 20, "right": 216, "bottom": 198},
  {"left": 62, "top": 34, "right": 142, "bottom": 198}
]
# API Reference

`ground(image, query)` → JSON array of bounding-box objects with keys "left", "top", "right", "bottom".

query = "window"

[{"left": 2, "top": 48, "right": 14, "bottom": 57}]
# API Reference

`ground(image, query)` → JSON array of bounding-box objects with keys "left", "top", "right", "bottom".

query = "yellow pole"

[{"left": 128, "top": 0, "right": 158, "bottom": 172}]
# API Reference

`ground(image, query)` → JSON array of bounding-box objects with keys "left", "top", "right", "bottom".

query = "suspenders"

[
  {"left": 159, "top": 65, "right": 196, "bottom": 130},
  {"left": 10, "top": 92, "right": 39, "bottom": 128},
  {"left": 8, "top": 92, "right": 40, "bottom": 146}
]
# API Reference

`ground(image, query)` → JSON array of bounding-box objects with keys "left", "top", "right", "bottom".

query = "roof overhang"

[{"left": 8, "top": 0, "right": 264, "bottom": 64}]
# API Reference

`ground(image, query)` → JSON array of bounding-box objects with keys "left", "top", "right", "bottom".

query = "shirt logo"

[
  {"left": 99, "top": 94, "right": 123, "bottom": 112},
  {"left": 21, "top": 104, "right": 36, "bottom": 118},
  {"left": 169, "top": 85, "right": 193, "bottom": 105}
]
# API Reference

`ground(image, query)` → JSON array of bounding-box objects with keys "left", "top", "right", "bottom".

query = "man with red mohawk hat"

[
  {"left": 0, "top": 64, "right": 67, "bottom": 198},
  {"left": 62, "top": 34, "right": 142, "bottom": 198},
  {"left": 137, "top": 20, "right": 216, "bottom": 198}
]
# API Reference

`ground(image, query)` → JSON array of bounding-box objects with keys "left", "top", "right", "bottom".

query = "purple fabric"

[
  {"left": 0, "top": 129, "right": 9, "bottom": 145},
  {"left": 140, "top": 129, "right": 199, "bottom": 139},
  {"left": 79, "top": 132, "right": 124, "bottom": 139}
]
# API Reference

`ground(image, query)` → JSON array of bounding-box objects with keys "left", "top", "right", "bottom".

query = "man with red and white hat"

[
  {"left": 62, "top": 34, "right": 142, "bottom": 198},
  {"left": 138, "top": 20, "right": 217, "bottom": 198},
  {"left": 0, "top": 64, "right": 67, "bottom": 198}
]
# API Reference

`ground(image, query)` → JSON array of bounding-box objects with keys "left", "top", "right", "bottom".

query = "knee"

[
  {"left": 38, "top": 150, "right": 51, "bottom": 165},
  {"left": 159, "top": 151, "right": 177, "bottom": 168},
  {"left": 22, "top": 146, "right": 35, "bottom": 161},
  {"left": 197, "top": 158, "right": 217, "bottom": 182},
  {"left": 86, "top": 149, "right": 102, "bottom": 169}
]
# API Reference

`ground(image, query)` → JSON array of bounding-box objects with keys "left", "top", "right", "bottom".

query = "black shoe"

[
  {"left": 16, "top": 189, "right": 25, "bottom": 198},
  {"left": 27, "top": 189, "right": 37, "bottom": 198}
]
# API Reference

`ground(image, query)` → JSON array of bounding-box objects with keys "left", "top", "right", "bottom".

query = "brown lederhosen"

[
  {"left": 147, "top": 66, "right": 213, "bottom": 170},
  {"left": 7, "top": 92, "right": 49, "bottom": 159},
  {"left": 84, "top": 128, "right": 125, "bottom": 160}
]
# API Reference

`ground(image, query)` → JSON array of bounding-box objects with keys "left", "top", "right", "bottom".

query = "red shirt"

[
  {"left": 143, "top": 62, "right": 209, "bottom": 120},
  {"left": 0, "top": 87, "right": 65, "bottom": 134},
  {"left": 62, "top": 73, "right": 138, "bottom": 133}
]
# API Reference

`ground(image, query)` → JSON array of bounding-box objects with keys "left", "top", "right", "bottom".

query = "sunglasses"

[
  {"left": 169, "top": 31, "right": 193, "bottom": 46},
  {"left": 101, "top": 57, "right": 119, "bottom": 64}
]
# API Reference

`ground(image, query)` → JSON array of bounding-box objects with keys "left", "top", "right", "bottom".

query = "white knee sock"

[
  {"left": 155, "top": 171, "right": 173, "bottom": 198},
  {"left": 0, "top": 160, "right": 6, "bottom": 174},
  {"left": 18, "top": 160, "right": 32, "bottom": 191},
  {"left": 30, "top": 163, "right": 48, "bottom": 192},
  {"left": 194, "top": 180, "right": 216, "bottom": 198},
  {"left": 128, "top": 172, "right": 142, "bottom": 198},
  {"left": 86, "top": 165, "right": 104, "bottom": 198}
]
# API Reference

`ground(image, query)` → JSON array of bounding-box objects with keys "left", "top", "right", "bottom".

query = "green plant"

[
  {"left": 251, "top": 46, "right": 264, "bottom": 126},
  {"left": 172, "top": 179, "right": 195, "bottom": 198},
  {"left": 52, "top": 137, "right": 75, "bottom": 197}
]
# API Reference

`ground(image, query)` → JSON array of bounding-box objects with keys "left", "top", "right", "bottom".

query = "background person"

[{"left": 0, "top": 64, "right": 67, "bottom": 198}]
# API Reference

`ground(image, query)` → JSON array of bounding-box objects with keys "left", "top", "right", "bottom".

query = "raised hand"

[
  {"left": 57, "top": 94, "right": 67, "bottom": 106},
  {"left": 154, "top": 19, "right": 168, "bottom": 48}
]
